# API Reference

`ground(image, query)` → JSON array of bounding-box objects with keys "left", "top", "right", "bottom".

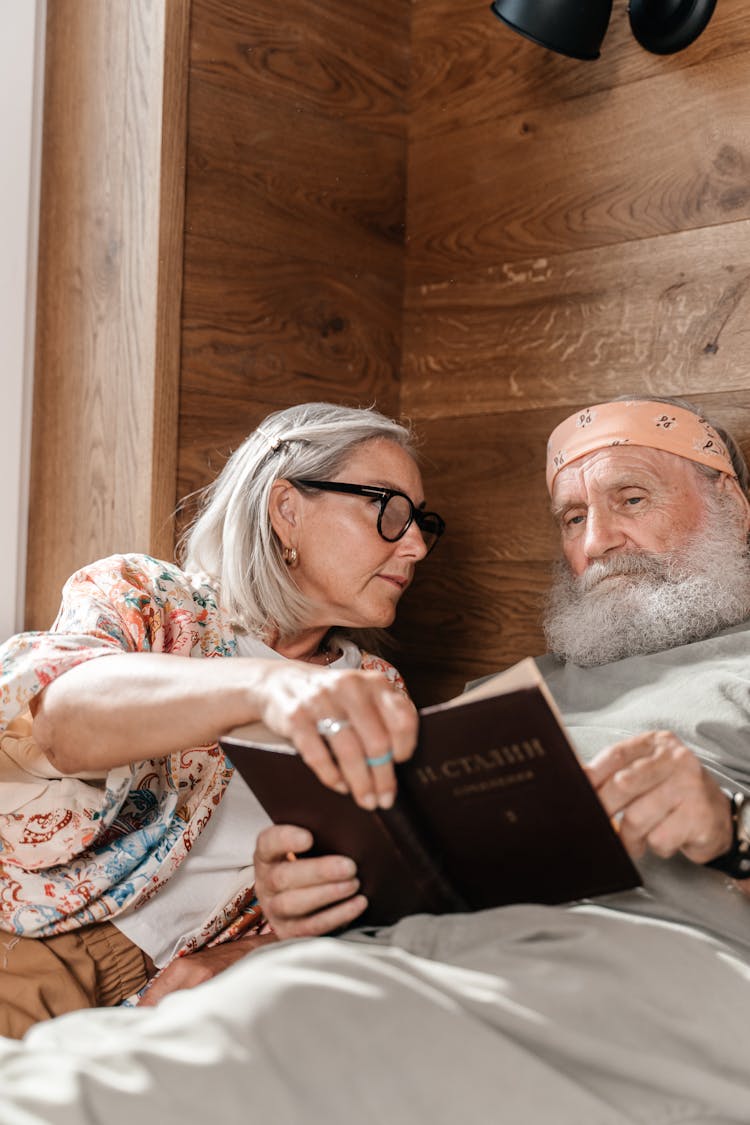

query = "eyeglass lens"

[{"left": 381, "top": 494, "right": 440, "bottom": 551}]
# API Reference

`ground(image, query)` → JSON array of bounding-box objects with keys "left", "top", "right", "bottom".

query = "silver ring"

[
  {"left": 316, "top": 717, "right": 351, "bottom": 738},
  {"left": 365, "top": 750, "right": 394, "bottom": 768}
]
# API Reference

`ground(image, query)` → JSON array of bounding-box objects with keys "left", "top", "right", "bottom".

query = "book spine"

[{"left": 379, "top": 800, "right": 468, "bottom": 914}]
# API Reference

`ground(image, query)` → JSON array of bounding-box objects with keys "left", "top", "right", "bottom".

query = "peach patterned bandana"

[{"left": 546, "top": 400, "right": 736, "bottom": 492}]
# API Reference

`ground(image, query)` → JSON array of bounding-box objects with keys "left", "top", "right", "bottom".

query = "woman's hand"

[
  {"left": 137, "top": 931, "right": 279, "bottom": 1007},
  {"left": 586, "top": 730, "right": 733, "bottom": 864},
  {"left": 254, "top": 824, "right": 368, "bottom": 940},
  {"left": 254, "top": 665, "right": 419, "bottom": 810}
]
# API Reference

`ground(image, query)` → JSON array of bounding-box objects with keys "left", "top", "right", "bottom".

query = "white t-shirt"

[{"left": 113, "top": 632, "right": 362, "bottom": 966}]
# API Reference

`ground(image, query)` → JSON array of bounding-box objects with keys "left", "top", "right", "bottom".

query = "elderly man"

[
  {"left": 540, "top": 397, "right": 750, "bottom": 886},
  {"left": 3, "top": 396, "right": 750, "bottom": 1125}
]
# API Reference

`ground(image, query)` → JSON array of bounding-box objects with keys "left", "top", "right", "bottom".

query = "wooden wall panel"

[
  {"left": 402, "top": 221, "right": 750, "bottom": 420},
  {"left": 408, "top": 51, "right": 750, "bottom": 276},
  {"left": 190, "top": 0, "right": 406, "bottom": 136},
  {"left": 26, "top": 0, "right": 189, "bottom": 629},
  {"left": 177, "top": 0, "right": 408, "bottom": 507}
]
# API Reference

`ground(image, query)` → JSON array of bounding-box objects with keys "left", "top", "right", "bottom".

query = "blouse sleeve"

[
  {"left": 0, "top": 555, "right": 228, "bottom": 887},
  {"left": 0, "top": 554, "right": 211, "bottom": 732},
  {"left": 359, "top": 651, "right": 410, "bottom": 697}
]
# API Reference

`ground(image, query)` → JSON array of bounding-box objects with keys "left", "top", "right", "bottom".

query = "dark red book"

[{"left": 220, "top": 658, "right": 641, "bottom": 927}]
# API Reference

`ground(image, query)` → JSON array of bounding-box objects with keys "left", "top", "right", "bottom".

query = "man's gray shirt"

[{"left": 536, "top": 620, "right": 750, "bottom": 955}]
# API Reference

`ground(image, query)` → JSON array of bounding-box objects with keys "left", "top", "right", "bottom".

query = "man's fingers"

[
  {"left": 614, "top": 784, "right": 680, "bottom": 858},
  {"left": 588, "top": 731, "right": 694, "bottom": 798},
  {"left": 595, "top": 754, "right": 678, "bottom": 818},
  {"left": 587, "top": 732, "right": 665, "bottom": 788},
  {"left": 622, "top": 802, "right": 722, "bottom": 863},
  {"left": 259, "top": 859, "right": 366, "bottom": 939},
  {"left": 254, "top": 833, "right": 365, "bottom": 939},
  {"left": 588, "top": 731, "right": 734, "bottom": 863}
]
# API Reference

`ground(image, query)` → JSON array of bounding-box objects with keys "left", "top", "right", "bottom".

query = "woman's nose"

[{"left": 398, "top": 520, "right": 429, "bottom": 561}]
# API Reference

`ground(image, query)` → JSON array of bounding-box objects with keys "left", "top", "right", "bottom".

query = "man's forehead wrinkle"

[
  {"left": 552, "top": 468, "right": 649, "bottom": 508},
  {"left": 553, "top": 447, "right": 691, "bottom": 503},
  {"left": 584, "top": 469, "right": 657, "bottom": 493},
  {"left": 552, "top": 477, "right": 665, "bottom": 521}
]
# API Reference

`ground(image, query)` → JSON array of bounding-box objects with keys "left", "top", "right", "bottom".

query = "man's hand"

[
  {"left": 586, "top": 730, "right": 733, "bottom": 865},
  {"left": 254, "top": 824, "right": 368, "bottom": 940},
  {"left": 137, "top": 932, "right": 278, "bottom": 1007}
]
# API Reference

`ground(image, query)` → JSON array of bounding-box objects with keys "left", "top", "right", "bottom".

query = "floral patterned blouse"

[{"left": 0, "top": 554, "right": 406, "bottom": 950}]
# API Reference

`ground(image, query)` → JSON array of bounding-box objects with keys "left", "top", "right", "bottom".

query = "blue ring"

[{"left": 365, "top": 750, "right": 394, "bottom": 768}]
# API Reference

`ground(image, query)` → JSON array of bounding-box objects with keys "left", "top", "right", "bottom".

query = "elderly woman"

[{"left": 0, "top": 401, "right": 444, "bottom": 1035}]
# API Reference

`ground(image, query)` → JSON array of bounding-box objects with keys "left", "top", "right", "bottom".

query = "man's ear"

[
  {"left": 718, "top": 473, "right": 750, "bottom": 534},
  {"left": 268, "top": 479, "right": 301, "bottom": 544}
]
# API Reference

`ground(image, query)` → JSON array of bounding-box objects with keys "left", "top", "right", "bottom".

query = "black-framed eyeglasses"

[{"left": 293, "top": 479, "right": 446, "bottom": 555}]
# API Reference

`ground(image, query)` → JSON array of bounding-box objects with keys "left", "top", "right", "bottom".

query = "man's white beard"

[{"left": 543, "top": 494, "right": 750, "bottom": 667}]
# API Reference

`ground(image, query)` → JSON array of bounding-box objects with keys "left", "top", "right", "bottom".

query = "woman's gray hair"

[{"left": 179, "top": 402, "right": 418, "bottom": 639}]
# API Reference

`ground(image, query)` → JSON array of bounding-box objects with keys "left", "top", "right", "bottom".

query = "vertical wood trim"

[
  {"left": 150, "top": 0, "right": 190, "bottom": 558},
  {"left": 26, "top": 0, "right": 190, "bottom": 629}
]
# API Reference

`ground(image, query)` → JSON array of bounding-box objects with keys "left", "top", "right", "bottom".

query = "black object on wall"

[{"left": 489, "top": 0, "right": 717, "bottom": 60}]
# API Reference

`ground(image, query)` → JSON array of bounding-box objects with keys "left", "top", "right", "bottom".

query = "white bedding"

[{"left": 1, "top": 902, "right": 749, "bottom": 1125}]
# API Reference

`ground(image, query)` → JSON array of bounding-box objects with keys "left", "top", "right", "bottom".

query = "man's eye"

[
  {"left": 566, "top": 513, "right": 586, "bottom": 527},
  {"left": 624, "top": 496, "right": 644, "bottom": 506}
]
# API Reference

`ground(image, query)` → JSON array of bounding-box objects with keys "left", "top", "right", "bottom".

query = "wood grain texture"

[
  {"left": 150, "top": 0, "right": 191, "bottom": 556},
  {"left": 402, "top": 220, "right": 750, "bottom": 421},
  {"left": 26, "top": 0, "right": 189, "bottom": 629},
  {"left": 184, "top": 80, "right": 406, "bottom": 259},
  {"left": 410, "top": 0, "right": 750, "bottom": 140},
  {"left": 181, "top": 237, "right": 403, "bottom": 390},
  {"left": 191, "top": 0, "right": 408, "bottom": 136},
  {"left": 407, "top": 51, "right": 750, "bottom": 275},
  {"left": 391, "top": 559, "right": 551, "bottom": 706},
  {"left": 177, "top": 0, "right": 408, "bottom": 507}
]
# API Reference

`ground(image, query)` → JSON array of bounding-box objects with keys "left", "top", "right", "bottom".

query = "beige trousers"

[{"left": 0, "top": 921, "right": 152, "bottom": 1039}]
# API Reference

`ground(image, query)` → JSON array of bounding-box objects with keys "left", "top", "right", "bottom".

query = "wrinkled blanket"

[{"left": 0, "top": 903, "right": 749, "bottom": 1124}]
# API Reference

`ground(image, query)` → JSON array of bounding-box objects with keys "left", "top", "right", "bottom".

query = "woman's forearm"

[
  {"left": 33, "top": 651, "right": 419, "bottom": 808},
  {"left": 32, "top": 652, "right": 276, "bottom": 774}
]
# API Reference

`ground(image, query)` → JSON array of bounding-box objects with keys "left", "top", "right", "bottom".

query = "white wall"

[{"left": 0, "top": 0, "right": 45, "bottom": 640}]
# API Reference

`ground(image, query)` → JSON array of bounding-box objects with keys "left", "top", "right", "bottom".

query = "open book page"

[
  {"left": 438, "top": 656, "right": 566, "bottom": 728},
  {"left": 224, "top": 658, "right": 566, "bottom": 749}
]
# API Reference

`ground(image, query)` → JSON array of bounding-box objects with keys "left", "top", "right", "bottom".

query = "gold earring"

[{"left": 283, "top": 546, "right": 298, "bottom": 567}]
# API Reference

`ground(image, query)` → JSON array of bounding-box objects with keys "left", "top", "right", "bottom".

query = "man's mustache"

[{"left": 577, "top": 552, "right": 670, "bottom": 594}]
